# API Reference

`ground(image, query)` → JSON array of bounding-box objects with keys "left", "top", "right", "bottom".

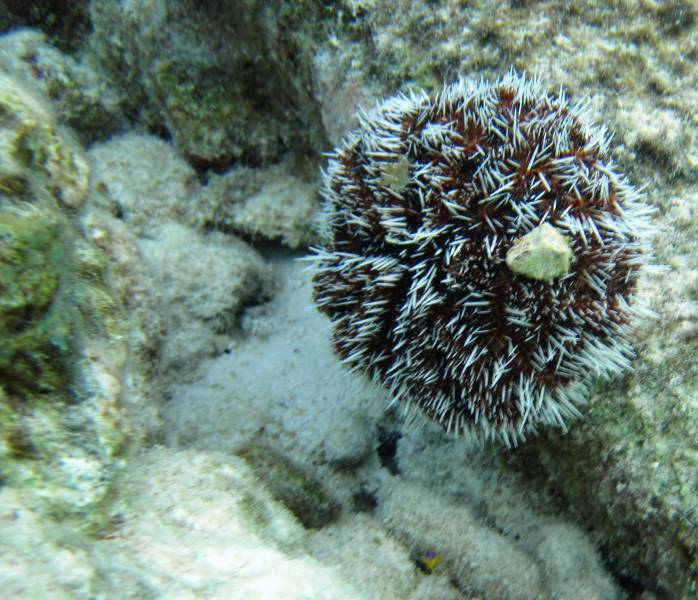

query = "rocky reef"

[
  {"left": 0, "top": 1, "right": 695, "bottom": 598},
  {"left": 0, "top": 71, "right": 145, "bottom": 535},
  {"left": 88, "top": 0, "right": 327, "bottom": 166}
]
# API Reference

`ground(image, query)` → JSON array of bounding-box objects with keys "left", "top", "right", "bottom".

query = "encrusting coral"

[{"left": 311, "top": 72, "right": 655, "bottom": 445}]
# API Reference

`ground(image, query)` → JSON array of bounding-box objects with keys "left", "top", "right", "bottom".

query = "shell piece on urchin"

[{"left": 310, "top": 71, "right": 654, "bottom": 446}]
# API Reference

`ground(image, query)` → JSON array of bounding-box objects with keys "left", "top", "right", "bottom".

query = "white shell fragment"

[{"left": 505, "top": 223, "right": 573, "bottom": 281}]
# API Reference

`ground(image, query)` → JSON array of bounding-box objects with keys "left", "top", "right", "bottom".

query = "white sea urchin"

[{"left": 311, "top": 72, "right": 654, "bottom": 446}]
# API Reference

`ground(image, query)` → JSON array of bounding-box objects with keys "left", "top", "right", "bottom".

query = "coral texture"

[
  {"left": 0, "top": 30, "right": 125, "bottom": 144},
  {"left": 0, "top": 71, "right": 144, "bottom": 532},
  {"left": 312, "top": 72, "right": 654, "bottom": 444},
  {"left": 88, "top": 0, "right": 326, "bottom": 166},
  {"left": 0, "top": 210, "right": 72, "bottom": 397}
]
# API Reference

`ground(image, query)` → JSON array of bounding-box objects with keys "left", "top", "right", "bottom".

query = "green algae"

[
  {"left": 0, "top": 207, "right": 129, "bottom": 527},
  {"left": 0, "top": 70, "right": 135, "bottom": 537},
  {"left": 89, "top": 0, "right": 327, "bottom": 165},
  {"left": 0, "top": 209, "right": 74, "bottom": 398}
]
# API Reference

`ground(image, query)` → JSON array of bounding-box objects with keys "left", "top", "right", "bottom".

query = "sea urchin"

[{"left": 311, "top": 72, "right": 653, "bottom": 445}]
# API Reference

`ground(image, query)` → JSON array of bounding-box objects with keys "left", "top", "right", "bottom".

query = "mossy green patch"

[
  {"left": 90, "top": 0, "right": 327, "bottom": 165},
  {"left": 154, "top": 60, "right": 270, "bottom": 161},
  {"left": 0, "top": 209, "right": 75, "bottom": 398}
]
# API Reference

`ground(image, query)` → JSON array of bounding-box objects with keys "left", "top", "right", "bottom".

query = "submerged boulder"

[{"left": 0, "top": 72, "right": 146, "bottom": 533}]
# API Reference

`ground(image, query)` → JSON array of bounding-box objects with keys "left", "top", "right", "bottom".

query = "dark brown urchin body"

[{"left": 311, "top": 72, "right": 653, "bottom": 445}]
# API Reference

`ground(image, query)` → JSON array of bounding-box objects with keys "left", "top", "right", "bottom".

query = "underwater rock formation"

[
  {"left": 88, "top": 0, "right": 326, "bottom": 166},
  {"left": 0, "top": 71, "right": 146, "bottom": 533}
]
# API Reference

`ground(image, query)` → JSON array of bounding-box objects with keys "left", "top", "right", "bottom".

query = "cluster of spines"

[{"left": 312, "top": 71, "right": 653, "bottom": 445}]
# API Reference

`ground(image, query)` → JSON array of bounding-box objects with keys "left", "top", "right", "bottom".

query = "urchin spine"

[{"left": 312, "top": 71, "right": 654, "bottom": 446}]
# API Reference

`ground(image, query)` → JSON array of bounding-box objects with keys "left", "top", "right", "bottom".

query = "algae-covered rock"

[
  {"left": 513, "top": 378, "right": 697, "bottom": 598},
  {"left": 0, "top": 29, "right": 125, "bottom": 144},
  {"left": 195, "top": 163, "right": 319, "bottom": 249},
  {"left": 0, "top": 72, "right": 88, "bottom": 401},
  {"left": 0, "top": 221, "right": 129, "bottom": 530},
  {"left": 0, "top": 209, "right": 73, "bottom": 397},
  {"left": 0, "top": 212, "right": 130, "bottom": 530},
  {"left": 88, "top": 0, "right": 326, "bottom": 165},
  {"left": 0, "top": 0, "right": 90, "bottom": 53},
  {"left": 0, "top": 72, "right": 88, "bottom": 209},
  {"left": 0, "top": 71, "right": 141, "bottom": 533}
]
